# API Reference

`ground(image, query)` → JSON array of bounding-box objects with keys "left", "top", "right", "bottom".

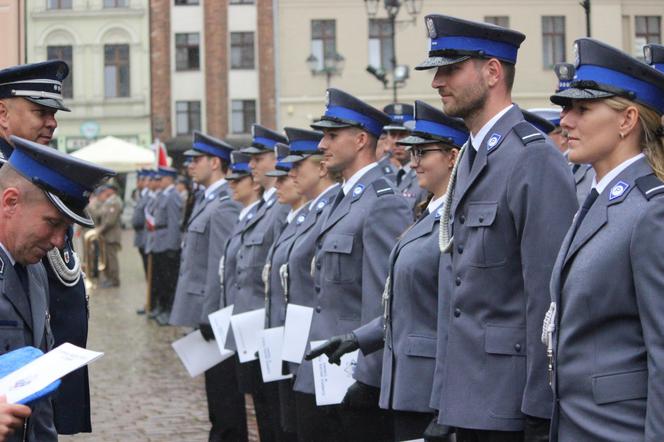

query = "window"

[
  {"left": 47, "top": 0, "right": 72, "bottom": 9},
  {"left": 175, "top": 33, "right": 200, "bottom": 71},
  {"left": 368, "top": 19, "right": 394, "bottom": 71},
  {"left": 104, "top": 44, "right": 130, "bottom": 98},
  {"left": 311, "top": 20, "right": 336, "bottom": 71},
  {"left": 174, "top": 0, "right": 199, "bottom": 5},
  {"left": 231, "top": 100, "right": 256, "bottom": 134},
  {"left": 103, "top": 0, "right": 128, "bottom": 7},
  {"left": 230, "top": 0, "right": 254, "bottom": 4},
  {"left": 176, "top": 101, "right": 201, "bottom": 135},
  {"left": 636, "top": 16, "right": 661, "bottom": 44},
  {"left": 485, "top": 16, "right": 510, "bottom": 28},
  {"left": 230, "top": 32, "right": 255, "bottom": 69},
  {"left": 46, "top": 46, "right": 73, "bottom": 99},
  {"left": 542, "top": 16, "right": 566, "bottom": 69}
]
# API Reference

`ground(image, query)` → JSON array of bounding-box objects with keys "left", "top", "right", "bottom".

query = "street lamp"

[
  {"left": 363, "top": 0, "right": 422, "bottom": 102},
  {"left": 307, "top": 52, "right": 345, "bottom": 88}
]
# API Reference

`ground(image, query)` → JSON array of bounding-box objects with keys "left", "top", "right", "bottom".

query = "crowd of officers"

[{"left": 131, "top": 14, "right": 664, "bottom": 442}]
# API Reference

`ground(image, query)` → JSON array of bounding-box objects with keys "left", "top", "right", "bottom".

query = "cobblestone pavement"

[{"left": 61, "top": 231, "right": 259, "bottom": 442}]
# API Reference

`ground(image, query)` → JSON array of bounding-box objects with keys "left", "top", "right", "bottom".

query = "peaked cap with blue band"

[
  {"left": 158, "top": 166, "right": 177, "bottom": 178},
  {"left": 416, "top": 15, "right": 525, "bottom": 70},
  {"left": 526, "top": 108, "right": 562, "bottom": 128},
  {"left": 227, "top": 151, "right": 252, "bottom": 180},
  {"left": 185, "top": 131, "right": 233, "bottom": 161},
  {"left": 397, "top": 100, "right": 468, "bottom": 148},
  {"left": 266, "top": 143, "right": 292, "bottom": 177},
  {"left": 8, "top": 135, "right": 115, "bottom": 227},
  {"left": 383, "top": 103, "right": 414, "bottom": 131},
  {"left": 554, "top": 62, "right": 575, "bottom": 92},
  {"left": 551, "top": 38, "right": 664, "bottom": 115},
  {"left": 281, "top": 127, "right": 323, "bottom": 163},
  {"left": 522, "top": 109, "right": 556, "bottom": 134},
  {"left": 645, "top": 44, "right": 664, "bottom": 74},
  {"left": 240, "top": 124, "right": 288, "bottom": 155},
  {"left": 0, "top": 60, "right": 71, "bottom": 111},
  {"left": 311, "top": 88, "right": 391, "bottom": 138}
]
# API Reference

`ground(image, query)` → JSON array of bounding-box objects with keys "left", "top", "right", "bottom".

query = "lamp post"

[
  {"left": 306, "top": 52, "right": 345, "bottom": 88},
  {"left": 364, "top": 0, "right": 423, "bottom": 102},
  {"left": 580, "top": 0, "right": 591, "bottom": 37}
]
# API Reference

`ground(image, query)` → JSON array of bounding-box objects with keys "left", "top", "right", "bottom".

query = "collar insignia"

[
  {"left": 487, "top": 133, "right": 502, "bottom": 150},
  {"left": 609, "top": 180, "right": 629, "bottom": 201},
  {"left": 352, "top": 184, "right": 365, "bottom": 198}
]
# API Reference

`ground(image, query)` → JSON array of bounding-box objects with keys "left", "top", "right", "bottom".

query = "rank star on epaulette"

[{"left": 609, "top": 181, "right": 629, "bottom": 201}]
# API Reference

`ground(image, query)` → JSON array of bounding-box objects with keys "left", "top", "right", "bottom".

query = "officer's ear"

[
  {"left": 0, "top": 187, "right": 20, "bottom": 216},
  {"left": 483, "top": 58, "right": 503, "bottom": 89},
  {"left": 447, "top": 147, "right": 459, "bottom": 170},
  {"left": 0, "top": 100, "right": 10, "bottom": 132},
  {"left": 618, "top": 104, "right": 640, "bottom": 140}
]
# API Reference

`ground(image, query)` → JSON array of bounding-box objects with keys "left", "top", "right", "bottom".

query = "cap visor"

[
  {"left": 397, "top": 134, "right": 439, "bottom": 146},
  {"left": 415, "top": 55, "right": 470, "bottom": 71},
  {"left": 240, "top": 146, "right": 269, "bottom": 155},
  {"left": 281, "top": 154, "right": 306, "bottom": 164},
  {"left": 310, "top": 119, "right": 354, "bottom": 131},
  {"left": 550, "top": 88, "right": 615, "bottom": 107},
  {"left": 227, "top": 172, "right": 250, "bottom": 181},
  {"left": 25, "top": 97, "right": 71, "bottom": 112},
  {"left": 266, "top": 170, "right": 288, "bottom": 177},
  {"left": 45, "top": 192, "right": 94, "bottom": 227},
  {"left": 183, "top": 149, "right": 205, "bottom": 157}
]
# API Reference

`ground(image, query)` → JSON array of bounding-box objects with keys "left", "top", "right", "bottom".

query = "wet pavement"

[{"left": 61, "top": 231, "right": 259, "bottom": 442}]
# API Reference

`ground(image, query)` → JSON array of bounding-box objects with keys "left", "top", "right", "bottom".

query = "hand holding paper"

[{"left": 0, "top": 395, "right": 30, "bottom": 441}]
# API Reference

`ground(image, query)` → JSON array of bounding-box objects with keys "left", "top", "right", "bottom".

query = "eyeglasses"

[{"left": 409, "top": 147, "right": 444, "bottom": 163}]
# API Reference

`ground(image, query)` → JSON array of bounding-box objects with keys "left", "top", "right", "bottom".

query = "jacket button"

[
  {"left": 457, "top": 245, "right": 464, "bottom": 254},
  {"left": 459, "top": 215, "right": 466, "bottom": 224},
  {"left": 455, "top": 277, "right": 461, "bottom": 286},
  {"left": 454, "top": 308, "right": 461, "bottom": 317},
  {"left": 514, "top": 343, "right": 521, "bottom": 352},
  {"left": 315, "top": 306, "right": 321, "bottom": 313},
  {"left": 315, "top": 287, "right": 320, "bottom": 293},
  {"left": 479, "top": 216, "right": 484, "bottom": 223},
  {"left": 316, "top": 261, "right": 321, "bottom": 269}
]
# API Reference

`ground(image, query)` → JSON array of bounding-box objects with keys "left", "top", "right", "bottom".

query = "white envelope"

[
  {"left": 281, "top": 304, "right": 314, "bottom": 363},
  {"left": 172, "top": 330, "right": 233, "bottom": 377},
  {"left": 230, "top": 308, "right": 265, "bottom": 363},
  {"left": 258, "top": 327, "right": 293, "bottom": 383},
  {"left": 310, "top": 339, "right": 358, "bottom": 406},
  {"left": 208, "top": 304, "right": 235, "bottom": 354}
]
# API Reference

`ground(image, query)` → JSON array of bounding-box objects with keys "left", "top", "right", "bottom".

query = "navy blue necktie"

[
  {"left": 572, "top": 188, "right": 599, "bottom": 237},
  {"left": 467, "top": 142, "right": 477, "bottom": 169}
]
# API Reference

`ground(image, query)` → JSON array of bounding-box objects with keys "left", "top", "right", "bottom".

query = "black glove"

[
  {"left": 304, "top": 333, "right": 359, "bottom": 365},
  {"left": 199, "top": 323, "right": 215, "bottom": 342},
  {"left": 524, "top": 415, "right": 550, "bottom": 442},
  {"left": 341, "top": 381, "right": 380, "bottom": 409},
  {"left": 423, "top": 415, "right": 454, "bottom": 441}
]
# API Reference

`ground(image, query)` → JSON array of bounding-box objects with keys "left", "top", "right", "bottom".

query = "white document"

[
  {"left": 281, "top": 304, "right": 314, "bottom": 363},
  {"left": 258, "top": 327, "right": 293, "bottom": 383},
  {"left": 230, "top": 308, "right": 265, "bottom": 363},
  {"left": 310, "top": 339, "right": 359, "bottom": 406},
  {"left": 0, "top": 343, "right": 103, "bottom": 404},
  {"left": 208, "top": 304, "right": 234, "bottom": 353},
  {"left": 172, "top": 330, "right": 233, "bottom": 377}
]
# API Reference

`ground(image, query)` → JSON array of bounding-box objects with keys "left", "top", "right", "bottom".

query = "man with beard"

[{"left": 418, "top": 15, "right": 577, "bottom": 442}]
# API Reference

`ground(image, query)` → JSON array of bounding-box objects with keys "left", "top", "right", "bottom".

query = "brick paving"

[{"left": 61, "top": 231, "right": 259, "bottom": 442}]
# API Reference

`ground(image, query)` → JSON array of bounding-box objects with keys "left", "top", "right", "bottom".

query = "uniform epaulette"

[
  {"left": 513, "top": 121, "right": 545, "bottom": 146},
  {"left": 636, "top": 173, "right": 664, "bottom": 200},
  {"left": 372, "top": 177, "right": 395, "bottom": 197}
]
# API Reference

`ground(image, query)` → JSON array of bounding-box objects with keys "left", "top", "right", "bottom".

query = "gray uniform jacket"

[
  {"left": 132, "top": 189, "right": 149, "bottom": 249},
  {"left": 144, "top": 191, "right": 159, "bottom": 254},
  {"left": 0, "top": 249, "right": 57, "bottom": 442},
  {"left": 169, "top": 182, "right": 240, "bottom": 327},
  {"left": 354, "top": 205, "right": 446, "bottom": 413},
  {"left": 551, "top": 157, "right": 664, "bottom": 441},
  {"left": 265, "top": 206, "right": 311, "bottom": 328},
  {"left": 397, "top": 167, "right": 428, "bottom": 211},
  {"left": 435, "top": 106, "right": 577, "bottom": 431},
  {"left": 151, "top": 186, "right": 183, "bottom": 253},
  {"left": 293, "top": 166, "right": 411, "bottom": 394}
]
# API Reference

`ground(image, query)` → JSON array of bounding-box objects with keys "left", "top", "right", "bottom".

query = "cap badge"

[
  {"left": 426, "top": 17, "right": 437, "bottom": 39},
  {"left": 487, "top": 133, "right": 502, "bottom": 150},
  {"left": 609, "top": 181, "right": 629, "bottom": 201},
  {"left": 644, "top": 46, "right": 653, "bottom": 65},
  {"left": 325, "top": 90, "right": 331, "bottom": 108},
  {"left": 352, "top": 184, "right": 365, "bottom": 198},
  {"left": 574, "top": 42, "right": 580, "bottom": 68},
  {"left": 394, "top": 104, "right": 403, "bottom": 114}
]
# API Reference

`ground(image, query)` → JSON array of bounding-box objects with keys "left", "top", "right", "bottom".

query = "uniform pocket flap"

[
  {"left": 186, "top": 282, "right": 206, "bottom": 296},
  {"left": 405, "top": 335, "right": 437, "bottom": 358},
  {"left": 245, "top": 233, "right": 265, "bottom": 246},
  {"left": 484, "top": 325, "right": 526, "bottom": 356},
  {"left": 189, "top": 222, "right": 207, "bottom": 234},
  {"left": 321, "top": 233, "right": 354, "bottom": 254},
  {"left": 592, "top": 369, "right": 647, "bottom": 405},
  {"left": 466, "top": 202, "right": 498, "bottom": 227}
]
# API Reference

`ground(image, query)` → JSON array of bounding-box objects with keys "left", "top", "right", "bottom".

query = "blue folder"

[{"left": 0, "top": 346, "right": 61, "bottom": 405}]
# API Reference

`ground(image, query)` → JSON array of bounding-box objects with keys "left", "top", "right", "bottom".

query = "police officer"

[
  {"left": 149, "top": 166, "right": 182, "bottom": 325},
  {"left": 382, "top": 103, "right": 428, "bottom": 211},
  {"left": 0, "top": 135, "right": 114, "bottom": 442},
  {"left": 95, "top": 184, "right": 123, "bottom": 288},
  {"left": 168, "top": 132, "right": 245, "bottom": 442},
  {"left": 232, "top": 124, "right": 290, "bottom": 442},
  {"left": 419, "top": 15, "right": 577, "bottom": 441},
  {"left": 545, "top": 38, "right": 664, "bottom": 441},
  {"left": 0, "top": 60, "right": 96, "bottom": 435},
  {"left": 301, "top": 88, "right": 411, "bottom": 441},
  {"left": 310, "top": 100, "right": 468, "bottom": 441},
  {"left": 131, "top": 170, "right": 150, "bottom": 277}
]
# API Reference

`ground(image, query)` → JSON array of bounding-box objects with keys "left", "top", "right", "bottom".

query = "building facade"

[
  {"left": 276, "top": 0, "right": 663, "bottom": 129},
  {"left": 0, "top": 0, "right": 25, "bottom": 67},
  {"left": 150, "top": 0, "right": 277, "bottom": 159},
  {"left": 26, "top": 0, "right": 151, "bottom": 152}
]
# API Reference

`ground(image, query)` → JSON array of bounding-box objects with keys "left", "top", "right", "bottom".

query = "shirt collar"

[
  {"left": 426, "top": 194, "right": 446, "bottom": 214},
  {"left": 204, "top": 178, "right": 227, "bottom": 199},
  {"left": 263, "top": 186, "right": 277, "bottom": 202},
  {"left": 342, "top": 162, "right": 378, "bottom": 195},
  {"left": 140, "top": 188, "right": 149, "bottom": 197},
  {"left": 470, "top": 104, "right": 514, "bottom": 150},
  {"left": 308, "top": 183, "right": 340, "bottom": 210},
  {"left": 163, "top": 184, "right": 175, "bottom": 194},
  {"left": 0, "top": 242, "right": 16, "bottom": 266},
  {"left": 286, "top": 205, "right": 306, "bottom": 224},
  {"left": 239, "top": 199, "right": 261, "bottom": 221},
  {"left": 592, "top": 153, "right": 645, "bottom": 194}
]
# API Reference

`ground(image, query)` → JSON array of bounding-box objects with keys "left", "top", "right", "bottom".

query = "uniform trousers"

[
  {"left": 294, "top": 392, "right": 345, "bottom": 442},
  {"left": 392, "top": 410, "right": 433, "bottom": 441},
  {"left": 204, "top": 358, "right": 248, "bottom": 442},
  {"left": 337, "top": 391, "right": 393, "bottom": 442},
  {"left": 151, "top": 250, "right": 180, "bottom": 313},
  {"left": 138, "top": 247, "right": 148, "bottom": 277},
  {"left": 278, "top": 377, "right": 297, "bottom": 433},
  {"left": 103, "top": 242, "right": 121, "bottom": 286},
  {"left": 455, "top": 428, "right": 523, "bottom": 442}
]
